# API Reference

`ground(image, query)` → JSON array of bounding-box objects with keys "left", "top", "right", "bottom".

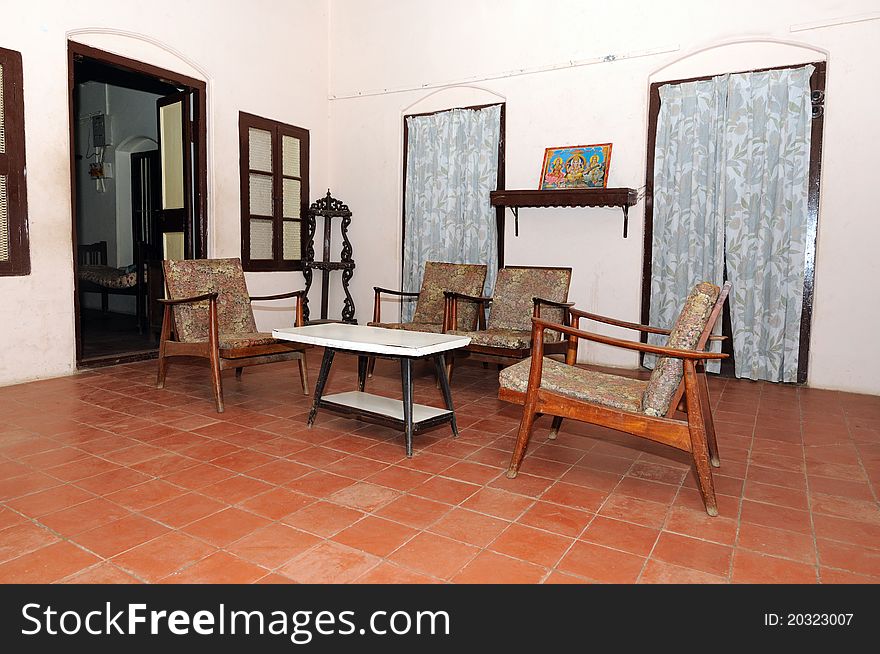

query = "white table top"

[{"left": 273, "top": 323, "right": 471, "bottom": 356}]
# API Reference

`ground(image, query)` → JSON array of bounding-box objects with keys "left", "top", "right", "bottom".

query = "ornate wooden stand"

[{"left": 303, "top": 190, "right": 356, "bottom": 324}]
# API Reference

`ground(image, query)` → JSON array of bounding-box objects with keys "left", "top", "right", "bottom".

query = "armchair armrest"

[
  {"left": 531, "top": 316, "right": 727, "bottom": 360},
  {"left": 372, "top": 287, "right": 420, "bottom": 323},
  {"left": 158, "top": 292, "right": 218, "bottom": 306},
  {"left": 443, "top": 291, "right": 492, "bottom": 303},
  {"left": 373, "top": 286, "right": 420, "bottom": 298},
  {"left": 249, "top": 289, "right": 306, "bottom": 302},
  {"left": 532, "top": 297, "right": 575, "bottom": 310},
  {"left": 570, "top": 308, "right": 727, "bottom": 342},
  {"left": 158, "top": 292, "right": 221, "bottom": 345},
  {"left": 443, "top": 291, "right": 491, "bottom": 331},
  {"left": 250, "top": 289, "right": 306, "bottom": 327}
]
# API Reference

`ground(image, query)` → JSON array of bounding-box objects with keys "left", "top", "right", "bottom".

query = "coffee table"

[{"left": 272, "top": 324, "right": 471, "bottom": 457}]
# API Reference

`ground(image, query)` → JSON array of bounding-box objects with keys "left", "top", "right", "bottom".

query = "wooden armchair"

[
  {"left": 500, "top": 281, "right": 731, "bottom": 516},
  {"left": 368, "top": 261, "right": 487, "bottom": 375},
  {"left": 444, "top": 265, "right": 573, "bottom": 375},
  {"left": 370, "top": 261, "right": 487, "bottom": 333},
  {"left": 156, "top": 258, "right": 309, "bottom": 413}
]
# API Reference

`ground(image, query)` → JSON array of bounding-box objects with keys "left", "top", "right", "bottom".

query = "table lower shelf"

[{"left": 319, "top": 391, "right": 453, "bottom": 431}]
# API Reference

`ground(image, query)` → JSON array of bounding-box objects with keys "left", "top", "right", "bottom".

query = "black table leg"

[
  {"left": 400, "top": 357, "right": 414, "bottom": 457},
  {"left": 434, "top": 354, "right": 458, "bottom": 438},
  {"left": 308, "top": 347, "right": 335, "bottom": 427},
  {"left": 357, "top": 355, "right": 368, "bottom": 392}
]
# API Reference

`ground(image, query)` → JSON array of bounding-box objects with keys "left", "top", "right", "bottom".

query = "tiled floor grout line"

[
  {"left": 725, "top": 379, "right": 755, "bottom": 583},
  {"left": 797, "top": 387, "right": 823, "bottom": 583}
]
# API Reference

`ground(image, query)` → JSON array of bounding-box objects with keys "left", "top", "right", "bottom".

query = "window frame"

[
  {"left": 238, "top": 111, "right": 309, "bottom": 272},
  {"left": 0, "top": 46, "right": 30, "bottom": 277}
]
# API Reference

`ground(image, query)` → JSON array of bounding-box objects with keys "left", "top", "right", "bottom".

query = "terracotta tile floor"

[{"left": 1, "top": 351, "right": 879, "bottom": 584}]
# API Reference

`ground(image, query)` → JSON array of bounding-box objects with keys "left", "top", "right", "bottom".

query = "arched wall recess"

[{"left": 393, "top": 85, "right": 508, "bottom": 273}]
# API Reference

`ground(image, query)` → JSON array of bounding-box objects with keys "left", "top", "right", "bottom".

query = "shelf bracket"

[
  {"left": 622, "top": 205, "right": 629, "bottom": 238},
  {"left": 509, "top": 206, "right": 519, "bottom": 237}
]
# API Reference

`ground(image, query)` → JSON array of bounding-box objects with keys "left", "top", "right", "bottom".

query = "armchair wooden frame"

[
  {"left": 502, "top": 282, "right": 730, "bottom": 516},
  {"left": 156, "top": 289, "right": 309, "bottom": 413},
  {"left": 371, "top": 286, "right": 420, "bottom": 325},
  {"left": 367, "top": 286, "right": 422, "bottom": 378},
  {"left": 443, "top": 291, "right": 574, "bottom": 371}
]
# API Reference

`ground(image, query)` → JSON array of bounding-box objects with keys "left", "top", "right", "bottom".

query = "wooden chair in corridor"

[
  {"left": 499, "top": 281, "right": 731, "bottom": 516},
  {"left": 156, "top": 257, "right": 309, "bottom": 413}
]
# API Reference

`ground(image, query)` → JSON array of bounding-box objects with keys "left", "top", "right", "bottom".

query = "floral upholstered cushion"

[
  {"left": 487, "top": 267, "right": 571, "bottom": 341},
  {"left": 78, "top": 265, "right": 140, "bottom": 289},
  {"left": 412, "top": 262, "right": 487, "bottom": 330},
  {"left": 499, "top": 357, "right": 647, "bottom": 413},
  {"left": 219, "top": 332, "right": 280, "bottom": 350},
  {"left": 449, "top": 327, "right": 561, "bottom": 350},
  {"left": 163, "top": 258, "right": 257, "bottom": 343},
  {"left": 642, "top": 282, "right": 720, "bottom": 417},
  {"left": 368, "top": 321, "right": 445, "bottom": 333}
]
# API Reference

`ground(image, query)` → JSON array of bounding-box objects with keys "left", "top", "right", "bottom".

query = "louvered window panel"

[
  {"left": 282, "top": 178, "right": 301, "bottom": 218},
  {"left": 0, "top": 63, "right": 5, "bottom": 155},
  {"left": 282, "top": 135, "right": 300, "bottom": 177},
  {"left": 0, "top": 48, "right": 29, "bottom": 275},
  {"left": 249, "top": 173, "right": 273, "bottom": 216},
  {"left": 0, "top": 175, "right": 8, "bottom": 262},
  {"left": 283, "top": 220, "right": 301, "bottom": 261},
  {"left": 249, "top": 218, "right": 273, "bottom": 260},
  {"left": 249, "top": 128, "right": 272, "bottom": 173},
  {"left": 240, "top": 113, "right": 308, "bottom": 271}
]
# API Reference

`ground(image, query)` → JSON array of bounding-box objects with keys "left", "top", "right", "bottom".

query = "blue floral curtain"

[
  {"left": 402, "top": 105, "right": 501, "bottom": 321},
  {"left": 647, "top": 77, "right": 728, "bottom": 373},
  {"left": 649, "top": 65, "right": 814, "bottom": 382},
  {"left": 723, "top": 66, "right": 813, "bottom": 382}
]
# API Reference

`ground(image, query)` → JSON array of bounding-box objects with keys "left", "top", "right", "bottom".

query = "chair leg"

[
  {"left": 684, "top": 362, "right": 717, "bottom": 516},
  {"left": 446, "top": 356, "right": 454, "bottom": 383},
  {"left": 156, "top": 353, "right": 169, "bottom": 389},
  {"left": 689, "top": 424, "right": 718, "bottom": 516},
  {"left": 156, "top": 305, "right": 172, "bottom": 389},
  {"left": 367, "top": 356, "right": 376, "bottom": 378},
  {"left": 507, "top": 407, "right": 539, "bottom": 479},
  {"left": 298, "top": 352, "right": 310, "bottom": 395},
  {"left": 235, "top": 367, "right": 243, "bottom": 380},
  {"left": 697, "top": 368, "right": 720, "bottom": 467},
  {"left": 548, "top": 416, "right": 564, "bottom": 440},
  {"left": 210, "top": 350, "right": 225, "bottom": 413}
]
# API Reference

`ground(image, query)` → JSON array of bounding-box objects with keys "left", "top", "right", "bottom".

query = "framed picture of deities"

[{"left": 539, "top": 143, "right": 612, "bottom": 189}]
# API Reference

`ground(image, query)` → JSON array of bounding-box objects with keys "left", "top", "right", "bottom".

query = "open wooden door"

[
  {"left": 156, "top": 91, "right": 194, "bottom": 261},
  {"left": 149, "top": 91, "right": 201, "bottom": 334}
]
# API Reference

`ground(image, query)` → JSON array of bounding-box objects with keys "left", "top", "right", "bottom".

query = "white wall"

[
  {"left": 0, "top": 0, "right": 329, "bottom": 385},
  {"left": 2, "top": 0, "right": 878, "bottom": 396},
  {"left": 327, "top": 0, "right": 880, "bottom": 395}
]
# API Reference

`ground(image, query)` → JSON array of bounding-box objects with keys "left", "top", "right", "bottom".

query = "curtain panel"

[
  {"left": 647, "top": 77, "right": 728, "bottom": 373},
  {"left": 648, "top": 65, "right": 813, "bottom": 382},
  {"left": 402, "top": 105, "right": 501, "bottom": 322},
  {"left": 723, "top": 65, "right": 813, "bottom": 382}
]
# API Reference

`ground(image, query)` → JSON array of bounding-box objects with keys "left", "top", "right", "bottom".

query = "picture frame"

[{"left": 539, "top": 143, "right": 612, "bottom": 189}]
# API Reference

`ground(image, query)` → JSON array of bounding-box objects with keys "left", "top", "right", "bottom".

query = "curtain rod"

[{"left": 329, "top": 44, "right": 679, "bottom": 101}]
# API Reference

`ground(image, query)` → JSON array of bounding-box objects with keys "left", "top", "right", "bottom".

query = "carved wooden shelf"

[
  {"left": 490, "top": 187, "right": 639, "bottom": 237},
  {"left": 303, "top": 190, "right": 357, "bottom": 324}
]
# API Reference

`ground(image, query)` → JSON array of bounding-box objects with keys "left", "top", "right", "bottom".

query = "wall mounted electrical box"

[
  {"left": 91, "top": 113, "right": 110, "bottom": 147},
  {"left": 88, "top": 162, "right": 113, "bottom": 179}
]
